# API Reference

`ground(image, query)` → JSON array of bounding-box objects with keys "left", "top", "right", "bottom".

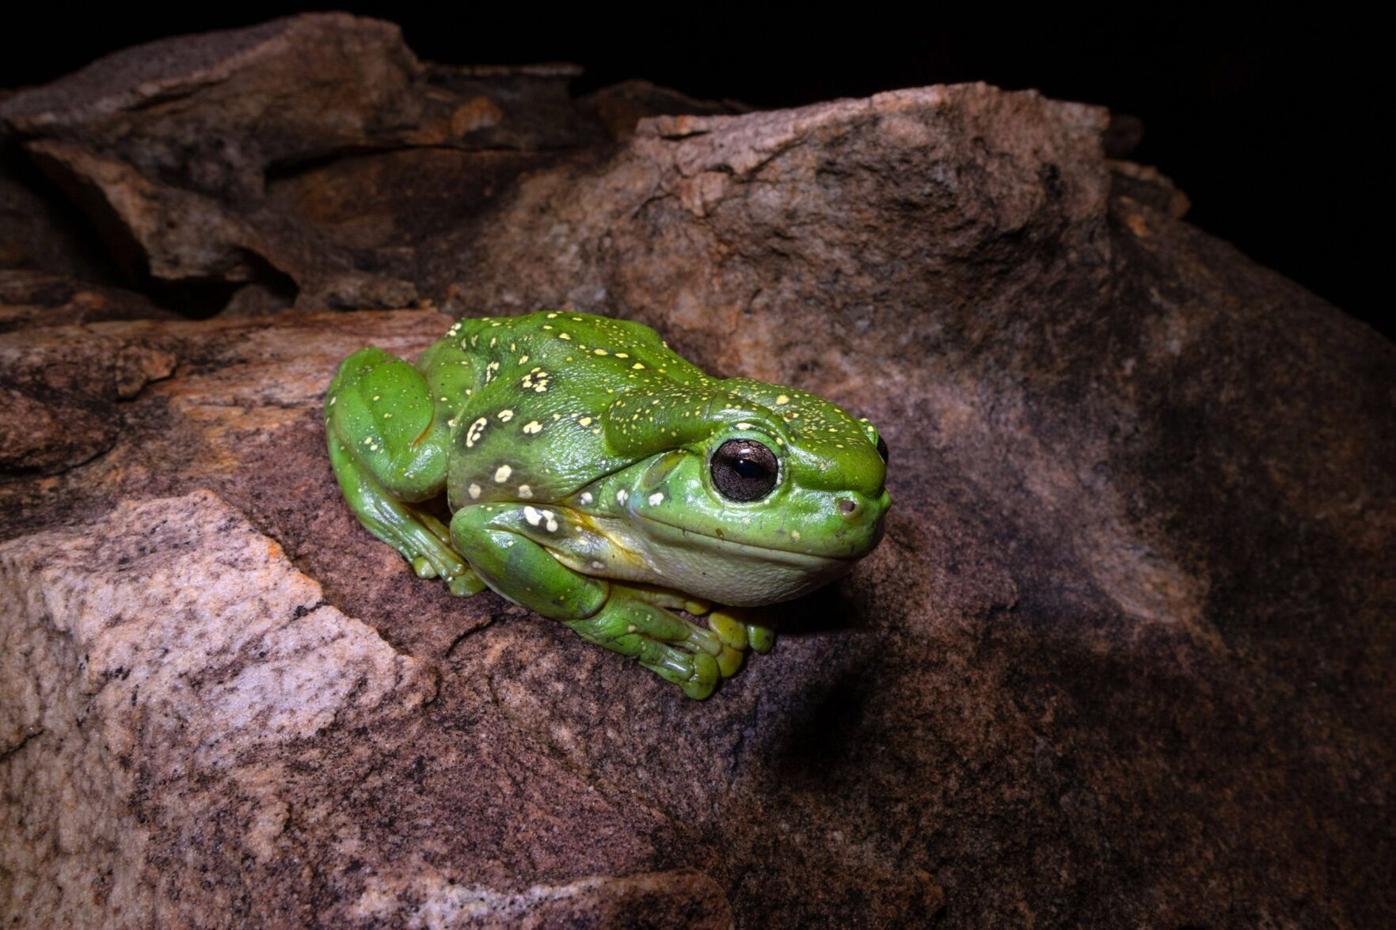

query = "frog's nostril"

[{"left": 837, "top": 498, "right": 859, "bottom": 518}]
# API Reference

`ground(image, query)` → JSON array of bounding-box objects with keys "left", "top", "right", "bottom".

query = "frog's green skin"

[{"left": 325, "top": 311, "right": 890, "bottom": 698}]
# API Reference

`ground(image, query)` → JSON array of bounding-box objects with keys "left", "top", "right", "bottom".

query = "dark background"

[{"left": 2, "top": 8, "right": 1385, "bottom": 339}]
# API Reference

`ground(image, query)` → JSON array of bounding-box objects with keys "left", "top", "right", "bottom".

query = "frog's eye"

[
  {"left": 876, "top": 435, "right": 889, "bottom": 464},
  {"left": 710, "top": 439, "right": 780, "bottom": 502}
]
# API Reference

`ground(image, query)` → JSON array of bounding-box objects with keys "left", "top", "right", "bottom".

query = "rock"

[
  {"left": 0, "top": 15, "right": 744, "bottom": 313},
  {"left": 580, "top": 80, "right": 749, "bottom": 141},
  {"left": 1, "top": 491, "right": 718, "bottom": 928},
  {"left": 0, "top": 269, "right": 174, "bottom": 332},
  {"left": 0, "top": 315, "right": 176, "bottom": 474},
  {"left": 2, "top": 18, "right": 1393, "bottom": 930},
  {"left": 0, "top": 152, "right": 115, "bottom": 281}
]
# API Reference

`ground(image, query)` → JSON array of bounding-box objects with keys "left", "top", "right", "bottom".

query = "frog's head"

[{"left": 601, "top": 378, "right": 890, "bottom": 606}]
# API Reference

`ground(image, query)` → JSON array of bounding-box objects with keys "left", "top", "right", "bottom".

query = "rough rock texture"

[
  {"left": 0, "top": 14, "right": 742, "bottom": 313},
  {"left": 2, "top": 15, "right": 1393, "bottom": 930}
]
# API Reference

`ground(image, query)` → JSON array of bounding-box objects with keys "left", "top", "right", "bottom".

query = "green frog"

[{"left": 325, "top": 311, "right": 890, "bottom": 698}]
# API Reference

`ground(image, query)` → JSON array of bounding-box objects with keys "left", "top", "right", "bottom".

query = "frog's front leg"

[
  {"left": 449, "top": 504, "right": 730, "bottom": 698},
  {"left": 326, "top": 347, "right": 483, "bottom": 596}
]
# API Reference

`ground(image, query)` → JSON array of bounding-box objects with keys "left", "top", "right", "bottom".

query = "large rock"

[
  {"left": 0, "top": 15, "right": 741, "bottom": 312},
  {"left": 2, "top": 16, "right": 1392, "bottom": 930}
]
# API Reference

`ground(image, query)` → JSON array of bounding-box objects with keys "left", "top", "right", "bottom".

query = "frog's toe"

[
  {"left": 708, "top": 606, "right": 776, "bottom": 656},
  {"left": 684, "top": 622, "right": 724, "bottom": 657},
  {"left": 707, "top": 610, "right": 749, "bottom": 650},
  {"left": 623, "top": 636, "right": 718, "bottom": 699},
  {"left": 413, "top": 554, "right": 483, "bottom": 596},
  {"left": 447, "top": 568, "right": 486, "bottom": 597},
  {"left": 716, "top": 644, "right": 745, "bottom": 678},
  {"left": 680, "top": 653, "right": 719, "bottom": 699},
  {"left": 747, "top": 623, "right": 775, "bottom": 654}
]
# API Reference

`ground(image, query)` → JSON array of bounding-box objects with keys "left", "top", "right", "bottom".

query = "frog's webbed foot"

[
  {"left": 568, "top": 587, "right": 731, "bottom": 699},
  {"left": 654, "top": 594, "right": 776, "bottom": 662},
  {"left": 402, "top": 505, "right": 485, "bottom": 596},
  {"left": 592, "top": 587, "right": 776, "bottom": 695},
  {"left": 329, "top": 433, "right": 483, "bottom": 596}
]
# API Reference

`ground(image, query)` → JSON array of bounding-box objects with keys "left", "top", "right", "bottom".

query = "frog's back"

[{"left": 425, "top": 311, "right": 705, "bottom": 508}]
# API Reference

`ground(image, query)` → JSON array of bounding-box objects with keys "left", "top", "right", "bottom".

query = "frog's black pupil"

[
  {"left": 876, "top": 435, "right": 889, "bottom": 464},
  {"left": 711, "top": 439, "right": 779, "bottom": 502},
  {"left": 734, "top": 459, "right": 764, "bottom": 479}
]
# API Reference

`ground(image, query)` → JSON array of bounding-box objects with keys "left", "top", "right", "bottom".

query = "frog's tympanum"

[{"left": 325, "top": 312, "right": 890, "bottom": 698}]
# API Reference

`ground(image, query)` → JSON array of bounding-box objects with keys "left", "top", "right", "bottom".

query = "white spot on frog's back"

[
  {"left": 579, "top": 492, "right": 594, "bottom": 506},
  {"left": 494, "top": 464, "right": 512, "bottom": 483},
  {"left": 466, "top": 417, "right": 488, "bottom": 447},
  {"left": 616, "top": 489, "right": 629, "bottom": 505},
  {"left": 648, "top": 492, "right": 664, "bottom": 506},
  {"left": 468, "top": 483, "right": 481, "bottom": 499}
]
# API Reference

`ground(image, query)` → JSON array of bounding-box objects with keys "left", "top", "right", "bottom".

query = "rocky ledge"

[{"left": 1, "top": 14, "right": 1392, "bottom": 929}]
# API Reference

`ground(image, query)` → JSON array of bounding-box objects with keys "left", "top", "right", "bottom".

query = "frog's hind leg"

[
  {"left": 326, "top": 347, "right": 484, "bottom": 596},
  {"left": 449, "top": 504, "right": 727, "bottom": 698}
]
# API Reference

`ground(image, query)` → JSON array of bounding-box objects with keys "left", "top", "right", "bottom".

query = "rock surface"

[
  {"left": 0, "top": 14, "right": 742, "bottom": 313},
  {"left": 2, "top": 14, "right": 1393, "bottom": 930}
]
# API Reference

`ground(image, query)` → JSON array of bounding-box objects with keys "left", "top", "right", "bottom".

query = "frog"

[{"left": 324, "top": 311, "right": 890, "bottom": 698}]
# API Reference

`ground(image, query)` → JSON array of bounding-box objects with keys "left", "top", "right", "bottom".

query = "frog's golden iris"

[{"left": 326, "top": 311, "right": 890, "bottom": 698}]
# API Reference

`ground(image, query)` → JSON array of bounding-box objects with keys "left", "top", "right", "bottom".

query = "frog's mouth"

[{"left": 632, "top": 511, "right": 875, "bottom": 566}]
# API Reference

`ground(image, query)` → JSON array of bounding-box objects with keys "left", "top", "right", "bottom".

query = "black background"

[{"left": 3, "top": 8, "right": 1385, "bottom": 339}]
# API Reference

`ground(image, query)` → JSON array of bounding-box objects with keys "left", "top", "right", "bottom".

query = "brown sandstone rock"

[
  {"left": 1, "top": 14, "right": 1392, "bottom": 930},
  {"left": 0, "top": 15, "right": 740, "bottom": 312}
]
